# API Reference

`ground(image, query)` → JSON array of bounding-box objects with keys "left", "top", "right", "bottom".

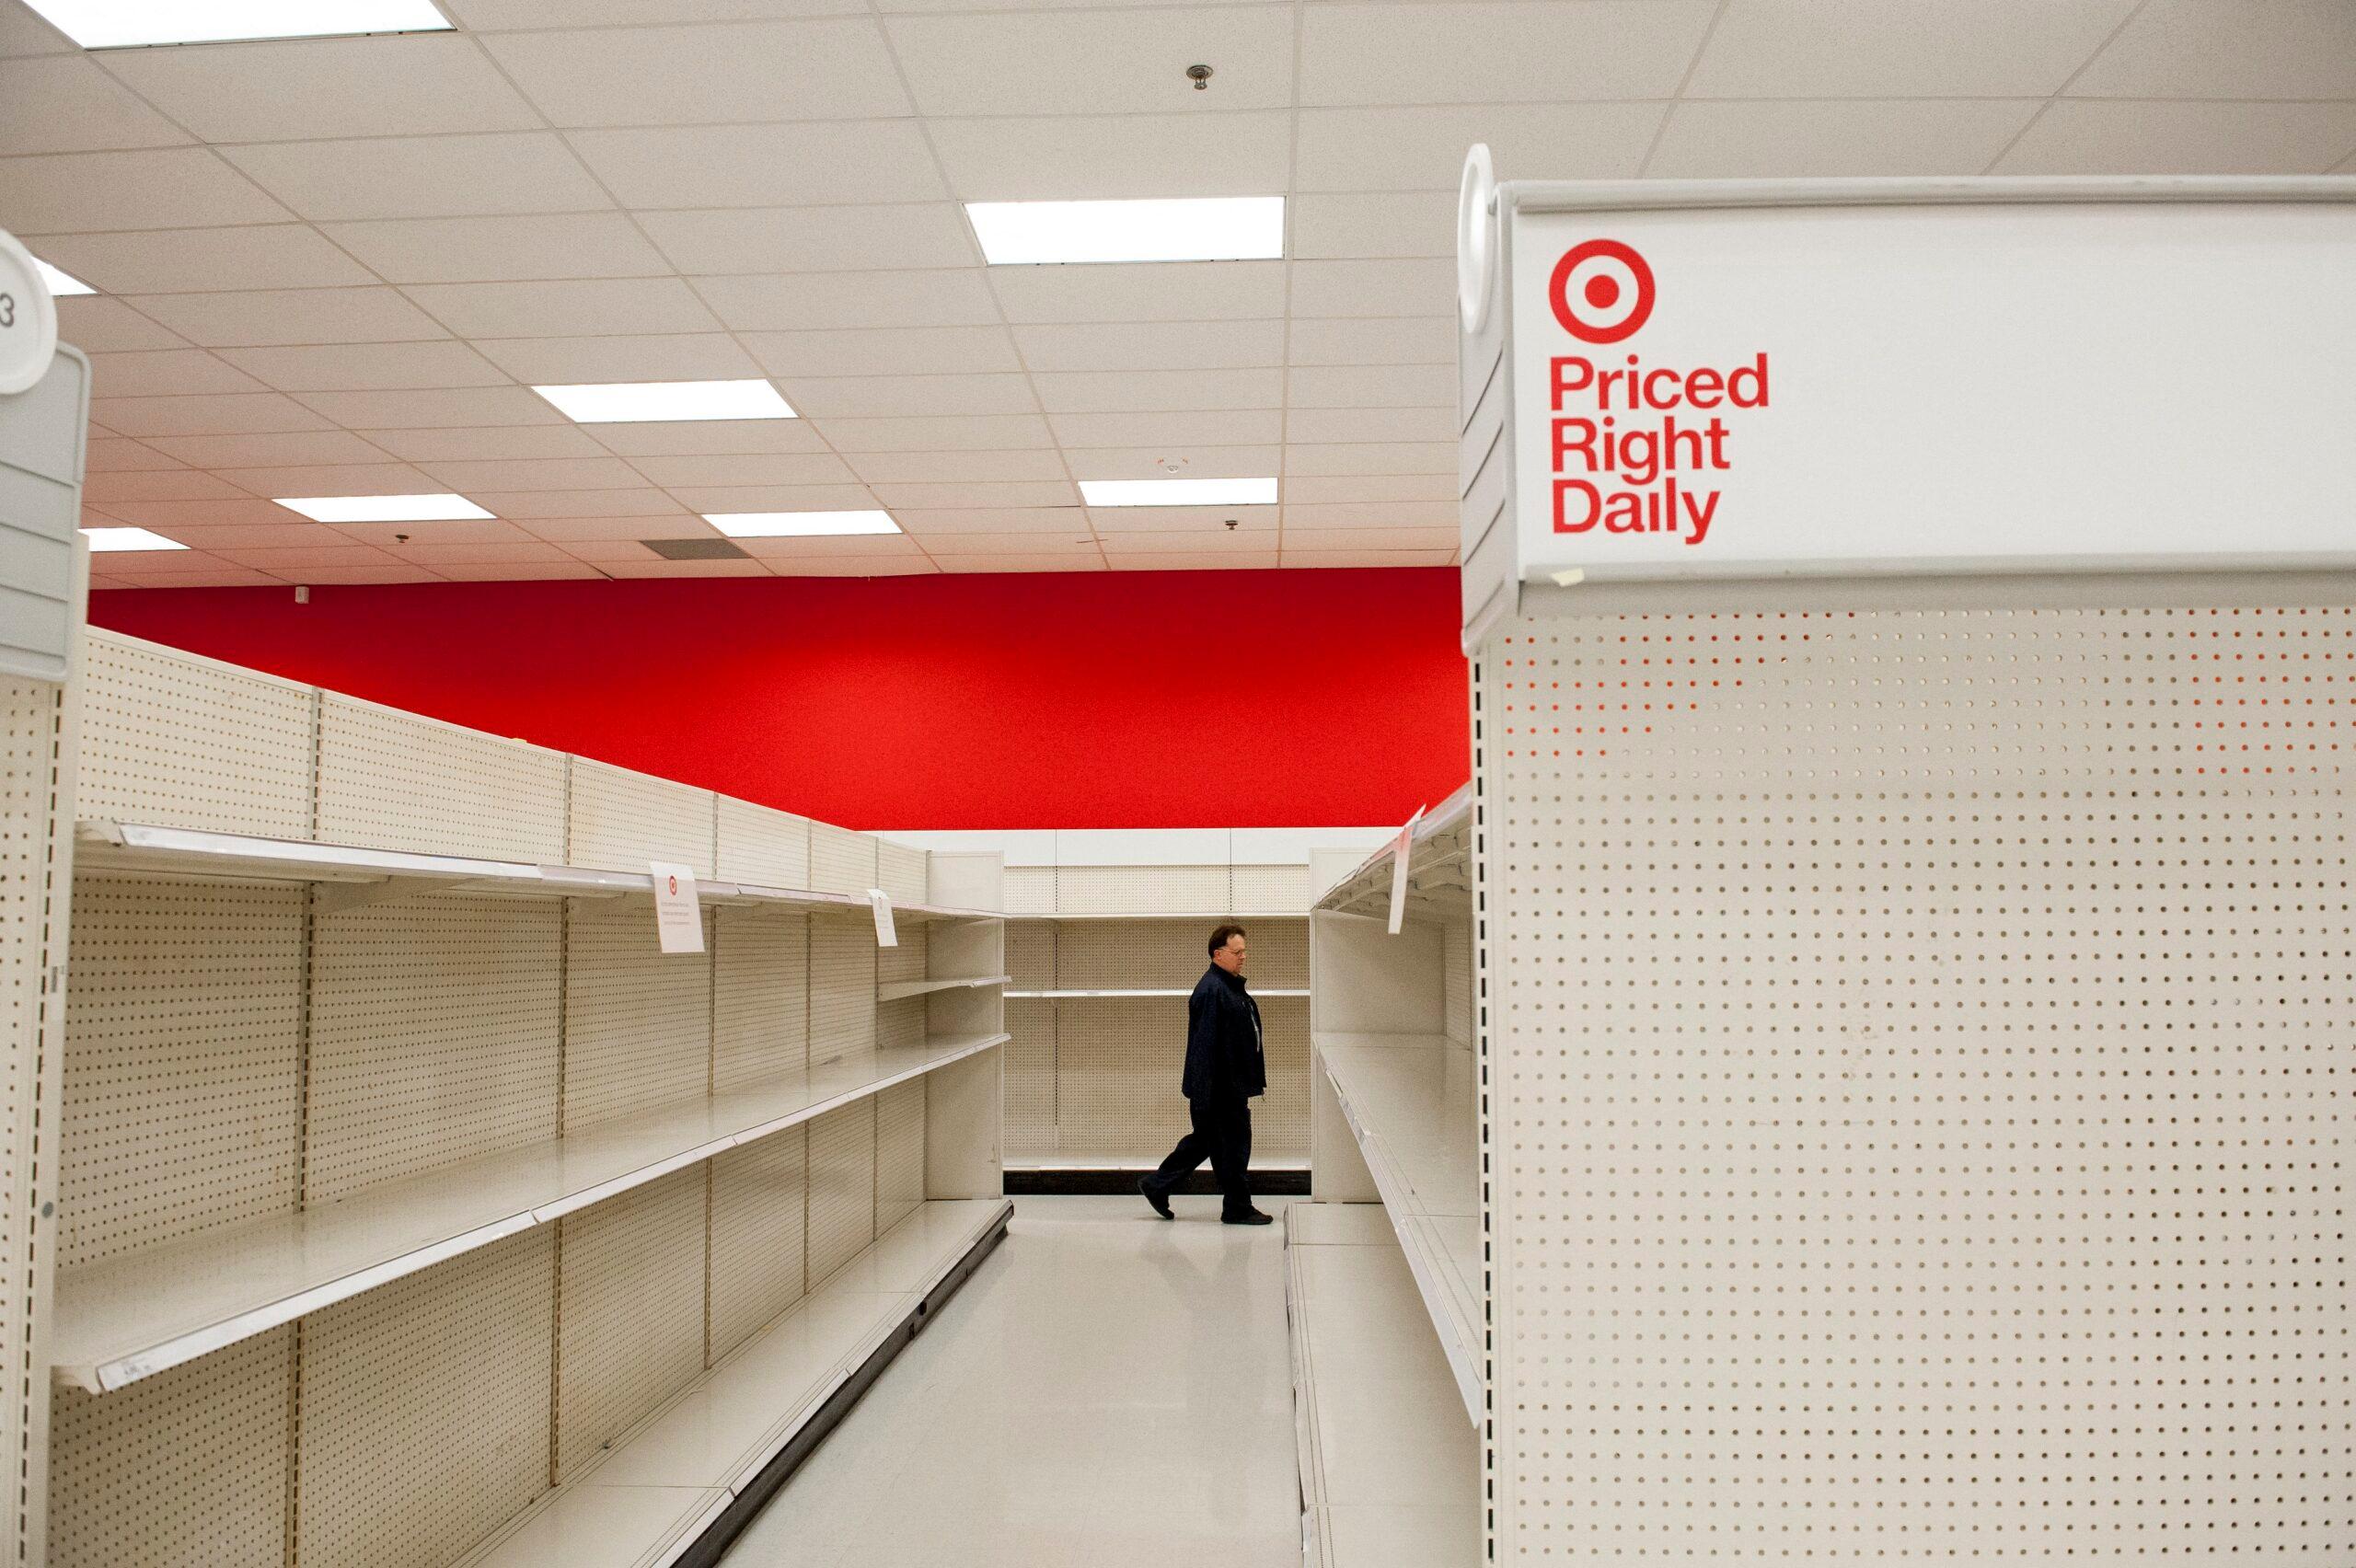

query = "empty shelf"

[
  {"left": 1004, "top": 986, "right": 1311, "bottom": 998},
  {"left": 875, "top": 974, "right": 1011, "bottom": 1002},
  {"left": 467, "top": 1198, "right": 1012, "bottom": 1568},
  {"left": 51, "top": 1034, "right": 1009, "bottom": 1394},
  {"left": 1315, "top": 1034, "right": 1482, "bottom": 1424},
  {"left": 1286, "top": 1205, "right": 1480, "bottom": 1568}
]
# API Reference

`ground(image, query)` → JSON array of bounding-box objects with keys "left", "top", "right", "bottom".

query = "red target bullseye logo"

[{"left": 1549, "top": 239, "right": 1654, "bottom": 344}]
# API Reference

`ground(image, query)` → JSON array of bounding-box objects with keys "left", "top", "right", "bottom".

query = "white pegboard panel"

[
  {"left": 875, "top": 923, "right": 929, "bottom": 1054},
  {"left": 1002, "top": 997, "right": 1057, "bottom": 1162},
  {"left": 876, "top": 838, "right": 928, "bottom": 905},
  {"left": 808, "top": 821, "right": 877, "bottom": 898},
  {"left": 713, "top": 795, "right": 810, "bottom": 890},
  {"left": 1055, "top": 864, "right": 1228, "bottom": 915},
  {"left": 1003, "top": 865, "right": 1055, "bottom": 915},
  {"left": 46, "top": 1327, "right": 293, "bottom": 1568},
  {"left": 877, "top": 919, "right": 929, "bottom": 989},
  {"left": 307, "top": 900, "right": 561, "bottom": 1202},
  {"left": 1004, "top": 919, "right": 1054, "bottom": 990},
  {"left": 1230, "top": 862, "right": 1311, "bottom": 912},
  {"left": 1254, "top": 995, "right": 1311, "bottom": 1159},
  {"left": 1053, "top": 998, "right": 1192, "bottom": 1160},
  {"left": 807, "top": 913, "right": 875, "bottom": 1065},
  {"left": 566, "top": 756, "right": 714, "bottom": 878},
  {"left": 1482, "top": 597, "right": 2356, "bottom": 1558},
  {"left": 315, "top": 694, "right": 567, "bottom": 863},
  {"left": 554, "top": 1165, "right": 707, "bottom": 1484},
  {"left": 1442, "top": 921, "right": 1472, "bottom": 1048},
  {"left": 804, "top": 1100, "right": 874, "bottom": 1286},
  {"left": 1, "top": 681, "right": 57, "bottom": 1568},
  {"left": 707, "top": 1126, "right": 806, "bottom": 1364},
  {"left": 59, "top": 877, "right": 303, "bottom": 1269},
  {"left": 297, "top": 1227, "right": 554, "bottom": 1568},
  {"left": 712, "top": 907, "right": 808, "bottom": 1093},
  {"left": 1057, "top": 917, "right": 1307, "bottom": 991},
  {"left": 76, "top": 632, "right": 314, "bottom": 838},
  {"left": 562, "top": 902, "right": 712, "bottom": 1134},
  {"left": 874, "top": 1078, "right": 924, "bottom": 1234}
]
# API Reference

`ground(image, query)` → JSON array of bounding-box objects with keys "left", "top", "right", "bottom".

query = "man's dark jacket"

[{"left": 1182, "top": 963, "right": 1265, "bottom": 1101}]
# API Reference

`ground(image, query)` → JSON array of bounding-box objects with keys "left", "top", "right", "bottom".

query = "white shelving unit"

[{"left": 1005, "top": 986, "right": 1310, "bottom": 999}]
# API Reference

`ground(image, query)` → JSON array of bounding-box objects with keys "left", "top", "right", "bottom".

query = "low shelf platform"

[
  {"left": 467, "top": 1197, "right": 1013, "bottom": 1568},
  {"left": 1286, "top": 1204, "right": 1479, "bottom": 1568},
  {"left": 52, "top": 1034, "right": 1008, "bottom": 1393},
  {"left": 875, "top": 974, "right": 1010, "bottom": 1002}
]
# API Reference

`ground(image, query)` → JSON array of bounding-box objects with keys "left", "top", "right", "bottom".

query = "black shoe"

[
  {"left": 1138, "top": 1178, "right": 1172, "bottom": 1219},
  {"left": 1221, "top": 1207, "right": 1274, "bottom": 1226}
]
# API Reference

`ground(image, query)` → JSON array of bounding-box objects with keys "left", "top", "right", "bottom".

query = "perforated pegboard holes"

[
  {"left": 1056, "top": 864, "right": 1229, "bottom": 916},
  {"left": 810, "top": 822, "right": 878, "bottom": 898},
  {"left": 75, "top": 633, "right": 313, "bottom": 838},
  {"left": 566, "top": 757, "right": 714, "bottom": 878},
  {"left": 809, "top": 913, "right": 877, "bottom": 1063},
  {"left": 876, "top": 1079, "right": 925, "bottom": 1234},
  {"left": 316, "top": 695, "right": 566, "bottom": 863},
  {"left": 563, "top": 901, "right": 712, "bottom": 1134},
  {"left": 714, "top": 795, "right": 810, "bottom": 890},
  {"left": 806, "top": 1101, "right": 876, "bottom": 1287},
  {"left": 0, "top": 682, "right": 54, "bottom": 1568},
  {"left": 710, "top": 1128, "right": 808, "bottom": 1364},
  {"left": 713, "top": 907, "right": 809, "bottom": 1092},
  {"left": 554, "top": 1166, "right": 707, "bottom": 1484}
]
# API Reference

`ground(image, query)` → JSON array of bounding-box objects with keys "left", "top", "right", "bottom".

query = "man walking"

[{"left": 1140, "top": 924, "right": 1273, "bottom": 1225}]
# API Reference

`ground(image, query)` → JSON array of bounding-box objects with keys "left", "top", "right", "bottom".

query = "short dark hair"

[{"left": 1208, "top": 923, "right": 1247, "bottom": 957}]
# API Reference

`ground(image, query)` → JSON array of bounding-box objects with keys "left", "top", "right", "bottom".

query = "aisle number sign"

[
  {"left": 649, "top": 861, "right": 704, "bottom": 954},
  {"left": 0, "top": 229, "right": 60, "bottom": 397}
]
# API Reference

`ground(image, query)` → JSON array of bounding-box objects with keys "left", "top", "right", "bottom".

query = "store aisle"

[{"left": 723, "top": 1194, "right": 1303, "bottom": 1568}]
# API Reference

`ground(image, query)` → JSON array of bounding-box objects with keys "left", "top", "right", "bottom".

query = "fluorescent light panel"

[
  {"left": 533, "top": 380, "right": 795, "bottom": 424},
  {"left": 966, "top": 198, "right": 1285, "bottom": 265},
  {"left": 705, "top": 511, "right": 901, "bottom": 538},
  {"left": 24, "top": 0, "right": 452, "bottom": 47},
  {"left": 274, "top": 493, "right": 491, "bottom": 524},
  {"left": 1080, "top": 478, "right": 1278, "bottom": 508},
  {"left": 83, "top": 526, "right": 187, "bottom": 552},
  {"left": 34, "top": 257, "right": 95, "bottom": 297}
]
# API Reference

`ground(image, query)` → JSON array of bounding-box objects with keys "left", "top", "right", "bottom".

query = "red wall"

[{"left": 89, "top": 569, "right": 1468, "bottom": 831}]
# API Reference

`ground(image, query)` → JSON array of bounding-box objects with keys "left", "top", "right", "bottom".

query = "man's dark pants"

[{"left": 1143, "top": 1095, "right": 1253, "bottom": 1216}]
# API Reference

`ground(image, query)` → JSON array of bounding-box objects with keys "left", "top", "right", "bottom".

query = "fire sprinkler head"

[{"left": 1186, "top": 63, "right": 1213, "bottom": 90}]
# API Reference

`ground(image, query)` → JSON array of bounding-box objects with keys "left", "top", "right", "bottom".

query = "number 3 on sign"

[{"left": 0, "top": 228, "right": 61, "bottom": 396}]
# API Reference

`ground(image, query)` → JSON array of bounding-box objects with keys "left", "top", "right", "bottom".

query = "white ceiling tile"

[
  {"left": 404, "top": 278, "right": 721, "bottom": 340},
  {"left": 1282, "top": 406, "right": 1454, "bottom": 444},
  {"left": 2075, "top": 0, "right": 2356, "bottom": 99},
  {"left": 842, "top": 449, "right": 1067, "bottom": 483},
  {"left": 413, "top": 457, "right": 652, "bottom": 492},
  {"left": 87, "top": 392, "right": 337, "bottom": 438},
  {"left": 600, "top": 558, "right": 776, "bottom": 578},
  {"left": 904, "top": 529, "right": 1101, "bottom": 554},
  {"left": 225, "top": 544, "right": 409, "bottom": 570},
  {"left": 88, "top": 500, "right": 329, "bottom": 530},
  {"left": 217, "top": 340, "right": 512, "bottom": 393},
  {"left": 26, "top": 225, "right": 375, "bottom": 294},
  {"left": 321, "top": 518, "right": 544, "bottom": 546},
  {"left": 1287, "top": 317, "right": 1454, "bottom": 367},
  {"left": 887, "top": 7, "right": 1295, "bottom": 117},
  {"left": 101, "top": 565, "right": 288, "bottom": 587},
  {"left": 1301, "top": 1, "right": 1714, "bottom": 105},
  {"left": 82, "top": 468, "right": 255, "bottom": 503},
  {"left": 1281, "top": 500, "right": 1455, "bottom": 528},
  {"left": 1063, "top": 445, "right": 1280, "bottom": 481},
  {"left": 0, "top": 56, "right": 193, "bottom": 154},
  {"left": 98, "top": 33, "right": 543, "bottom": 142},
  {"left": 988, "top": 260, "right": 1287, "bottom": 325},
  {"left": 640, "top": 205, "right": 979, "bottom": 274},
  {"left": 777, "top": 374, "right": 1038, "bottom": 418},
  {"left": 1109, "top": 551, "right": 1280, "bottom": 571},
  {"left": 1087, "top": 503, "right": 1276, "bottom": 533},
  {"left": 743, "top": 326, "right": 1022, "bottom": 378},
  {"left": 1276, "top": 547, "right": 1452, "bottom": 568},
  {"left": 1281, "top": 475, "right": 1454, "bottom": 506},
  {"left": 127, "top": 288, "right": 451, "bottom": 348},
  {"left": 136, "top": 520, "right": 348, "bottom": 548},
  {"left": 659, "top": 483, "right": 879, "bottom": 512},
  {"left": 894, "top": 506, "right": 1090, "bottom": 534},
  {"left": 1998, "top": 99, "right": 2356, "bottom": 174},
  {"left": 1297, "top": 103, "right": 1667, "bottom": 192},
  {"left": 697, "top": 270, "right": 1002, "bottom": 331},
  {"left": 144, "top": 431, "right": 397, "bottom": 468},
  {"left": 482, "top": 20, "right": 908, "bottom": 126},
  {"left": 219, "top": 133, "right": 612, "bottom": 223},
  {"left": 1290, "top": 191, "right": 1455, "bottom": 260},
  {"left": 86, "top": 350, "right": 264, "bottom": 398},
  {"left": 1012, "top": 320, "right": 1283, "bottom": 373},
  {"left": 361, "top": 425, "right": 615, "bottom": 462},
  {"left": 728, "top": 534, "right": 928, "bottom": 559},
  {"left": 562, "top": 536, "right": 720, "bottom": 560},
  {"left": 452, "top": 0, "right": 865, "bottom": 24},
  {"left": 810, "top": 414, "right": 1054, "bottom": 453},
  {"left": 321, "top": 213, "right": 675, "bottom": 283},
  {"left": 586, "top": 420, "right": 834, "bottom": 456},
  {"left": 1097, "top": 525, "right": 1276, "bottom": 549},
  {"left": 1032, "top": 368, "right": 1281, "bottom": 414},
  {"left": 1049, "top": 409, "right": 1282, "bottom": 447},
  {"left": 85, "top": 438, "right": 186, "bottom": 474},
  {"left": 569, "top": 122, "right": 946, "bottom": 208},
  {"left": 1650, "top": 99, "right": 2044, "bottom": 178},
  {"left": 517, "top": 515, "right": 716, "bottom": 542},
  {"left": 0, "top": 4, "right": 74, "bottom": 55},
  {"left": 362, "top": 540, "right": 586, "bottom": 566},
  {"left": 466, "top": 488, "right": 689, "bottom": 518},
  {"left": 403, "top": 561, "right": 612, "bottom": 582},
  {"left": 1289, "top": 259, "right": 1454, "bottom": 319},
  {"left": 926, "top": 112, "right": 1291, "bottom": 201},
  {"left": 1691, "top": 0, "right": 2138, "bottom": 97},
  {"left": 1284, "top": 441, "right": 1454, "bottom": 478},
  {"left": 762, "top": 558, "right": 940, "bottom": 577},
  {"left": 872, "top": 480, "right": 1077, "bottom": 510},
  {"left": 0, "top": 148, "right": 288, "bottom": 232},
  {"left": 1287, "top": 363, "right": 1455, "bottom": 409},
  {"left": 625, "top": 454, "right": 860, "bottom": 487},
  {"left": 934, "top": 553, "right": 1104, "bottom": 573},
  {"left": 293, "top": 386, "right": 570, "bottom": 429},
  {"left": 213, "top": 462, "right": 442, "bottom": 497},
  {"left": 53, "top": 298, "right": 191, "bottom": 352},
  {"left": 470, "top": 333, "right": 761, "bottom": 384},
  {"left": 257, "top": 562, "right": 446, "bottom": 583}
]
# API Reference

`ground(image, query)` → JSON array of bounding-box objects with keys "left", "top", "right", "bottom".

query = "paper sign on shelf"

[
  {"left": 1387, "top": 805, "right": 1425, "bottom": 936},
  {"left": 649, "top": 861, "right": 704, "bottom": 954},
  {"left": 867, "top": 888, "right": 898, "bottom": 948}
]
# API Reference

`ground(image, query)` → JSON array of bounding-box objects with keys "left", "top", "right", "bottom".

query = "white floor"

[{"left": 722, "top": 1194, "right": 1304, "bottom": 1568}]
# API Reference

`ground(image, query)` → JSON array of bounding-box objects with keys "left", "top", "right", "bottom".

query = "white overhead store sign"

[{"left": 1454, "top": 167, "right": 2356, "bottom": 630}]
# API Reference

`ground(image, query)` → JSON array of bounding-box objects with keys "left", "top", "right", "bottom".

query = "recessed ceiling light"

[
  {"left": 1080, "top": 478, "right": 1278, "bottom": 508},
  {"left": 274, "top": 493, "right": 491, "bottom": 524},
  {"left": 23, "top": 0, "right": 453, "bottom": 48},
  {"left": 82, "top": 526, "right": 188, "bottom": 552},
  {"left": 532, "top": 380, "right": 796, "bottom": 424},
  {"left": 705, "top": 511, "right": 902, "bottom": 538},
  {"left": 965, "top": 198, "right": 1285, "bottom": 265},
  {"left": 34, "top": 257, "right": 95, "bottom": 297}
]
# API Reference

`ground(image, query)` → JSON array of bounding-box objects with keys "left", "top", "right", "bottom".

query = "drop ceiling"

[{"left": 4, "top": 0, "right": 2351, "bottom": 589}]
